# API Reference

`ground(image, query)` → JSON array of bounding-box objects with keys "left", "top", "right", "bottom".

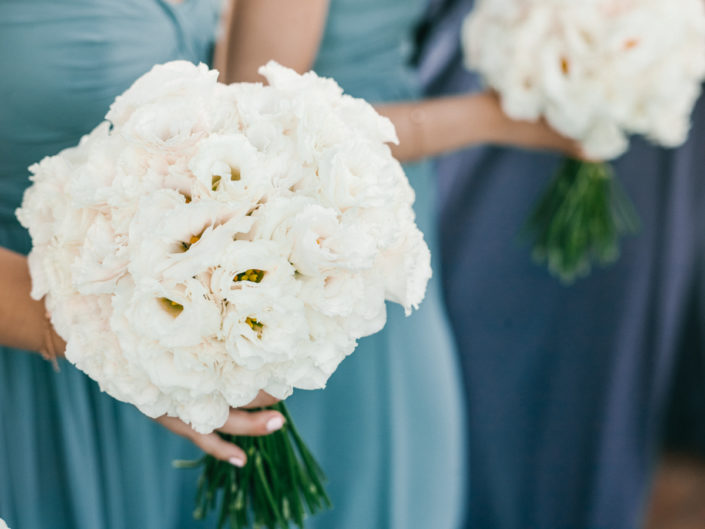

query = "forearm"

[
  {"left": 376, "top": 92, "right": 506, "bottom": 162},
  {"left": 219, "top": 0, "right": 329, "bottom": 84},
  {"left": 376, "top": 92, "right": 581, "bottom": 163},
  {"left": 0, "top": 247, "right": 64, "bottom": 357}
]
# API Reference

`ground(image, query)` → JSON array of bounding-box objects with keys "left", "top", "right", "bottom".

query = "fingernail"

[
  {"left": 229, "top": 456, "right": 245, "bottom": 468},
  {"left": 266, "top": 416, "right": 285, "bottom": 432}
]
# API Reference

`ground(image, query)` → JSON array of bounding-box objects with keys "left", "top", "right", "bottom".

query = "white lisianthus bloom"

[
  {"left": 300, "top": 270, "right": 388, "bottom": 337},
  {"left": 299, "top": 308, "right": 358, "bottom": 374},
  {"left": 107, "top": 61, "right": 218, "bottom": 127},
  {"left": 189, "top": 133, "right": 273, "bottom": 205},
  {"left": 65, "top": 122, "right": 123, "bottom": 208},
  {"left": 209, "top": 239, "right": 293, "bottom": 302},
  {"left": 216, "top": 241, "right": 308, "bottom": 370},
  {"left": 222, "top": 287, "right": 308, "bottom": 370},
  {"left": 463, "top": 0, "right": 705, "bottom": 158},
  {"left": 282, "top": 204, "right": 344, "bottom": 276},
  {"left": 127, "top": 192, "right": 247, "bottom": 283},
  {"left": 317, "top": 140, "right": 411, "bottom": 211},
  {"left": 16, "top": 61, "right": 431, "bottom": 434},
  {"left": 0, "top": 517, "right": 9, "bottom": 529},
  {"left": 376, "top": 224, "right": 432, "bottom": 315},
  {"left": 71, "top": 213, "right": 129, "bottom": 295}
]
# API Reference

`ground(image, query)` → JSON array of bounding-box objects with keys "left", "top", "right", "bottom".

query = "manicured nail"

[
  {"left": 229, "top": 456, "right": 245, "bottom": 468},
  {"left": 266, "top": 416, "right": 285, "bottom": 432}
]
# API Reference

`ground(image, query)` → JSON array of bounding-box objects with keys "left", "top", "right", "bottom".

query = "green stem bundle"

[
  {"left": 524, "top": 158, "right": 640, "bottom": 283},
  {"left": 174, "top": 403, "right": 331, "bottom": 529}
]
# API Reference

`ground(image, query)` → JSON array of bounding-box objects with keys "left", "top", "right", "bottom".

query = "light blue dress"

[
  {"left": 286, "top": 1, "right": 467, "bottom": 528},
  {"left": 0, "top": 2, "right": 222, "bottom": 528},
  {"left": 0, "top": 1, "right": 467, "bottom": 528}
]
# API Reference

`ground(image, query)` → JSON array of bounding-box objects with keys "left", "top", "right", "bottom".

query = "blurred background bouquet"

[{"left": 464, "top": 0, "right": 705, "bottom": 281}]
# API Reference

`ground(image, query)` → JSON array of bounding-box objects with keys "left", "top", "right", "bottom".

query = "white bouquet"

[
  {"left": 17, "top": 61, "right": 430, "bottom": 528},
  {"left": 463, "top": 0, "right": 705, "bottom": 280}
]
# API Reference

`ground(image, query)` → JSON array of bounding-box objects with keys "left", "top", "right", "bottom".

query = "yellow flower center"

[
  {"left": 212, "top": 168, "right": 241, "bottom": 191},
  {"left": 245, "top": 317, "right": 264, "bottom": 338},
  {"left": 212, "top": 175, "right": 222, "bottom": 191},
  {"left": 159, "top": 297, "right": 184, "bottom": 316},
  {"left": 181, "top": 233, "right": 202, "bottom": 251},
  {"left": 234, "top": 269, "right": 265, "bottom": 283}
]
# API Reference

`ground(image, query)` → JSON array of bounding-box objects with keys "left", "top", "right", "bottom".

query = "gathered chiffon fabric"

[
  {"left": 1, "top": 2, "right": 223, "bottom": 527},
  {"left": 287, "top": 1, "right": 466, "bottom": 528},
  {"left": 0, "top": 1, "right": 467, "bottom": 527},
  {"left": 419, "top": 1, "right": 705, "bottom": 527}
]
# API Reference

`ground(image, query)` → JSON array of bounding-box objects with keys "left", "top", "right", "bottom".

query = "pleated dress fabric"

[{"left": 0, "top": 2, "right": 223, "bottom": 527}]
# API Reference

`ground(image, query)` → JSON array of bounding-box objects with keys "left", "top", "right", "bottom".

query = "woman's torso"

[
  {"left": 0, "top": 3, "right": 222, "bottom": 528},
  {"left": 290, "top": 2, "right": 467, "bottom": 529},
  {"left": 0, "top": 0, "right": 222, "bottom": 247},
  {"left": 314, "top": 0, "right": 427, "bottom": 102},
  {"left": 0, "top": 2, "right": 466, "bottom": 527}
]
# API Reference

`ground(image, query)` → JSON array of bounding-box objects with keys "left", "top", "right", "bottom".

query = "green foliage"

[
  {"left": 524, "top": 159, "right": 639, "bottom": 283},
  {"left": 174, "top": 403, "right": 331, "bottom": 529}
]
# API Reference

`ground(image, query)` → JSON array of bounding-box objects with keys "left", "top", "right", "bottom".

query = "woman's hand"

[
  {"left": 0, "top": 247, "right": 66, "bottom": 359},
  {"left": 376, "top": 91, "right": 587, "bottom": 163},
  {"left": 156, "top": 391, "right": 285, "bottom": 467},
  {"left": 39, "top": 316, "right": 66, "bottom": 362},
  {"left": 485, "top": 92, "right": 587, "bottom": 159}
]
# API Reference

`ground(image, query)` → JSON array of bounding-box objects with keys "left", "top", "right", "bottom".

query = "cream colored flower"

[
  {"left": 463, "top": 0, "right": 705, "bottom": 158},
  {"left": 17, "top": 60, "right": 431, "bottom": 434}
]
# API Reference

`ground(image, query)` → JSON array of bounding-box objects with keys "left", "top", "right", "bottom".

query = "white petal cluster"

[
  {"left": 463, "top": 0, "right": 705, "bottom": 158},
  {"left": 17, "top": 61, "right": 430, "bottom": 434}
]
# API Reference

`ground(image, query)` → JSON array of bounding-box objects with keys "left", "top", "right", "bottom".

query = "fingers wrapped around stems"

[{"left": 156, "top": 397, "right": 285, "bottom": 467}]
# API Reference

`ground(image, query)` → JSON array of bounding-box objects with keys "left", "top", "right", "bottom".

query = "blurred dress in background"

[{"left": 417, "top": 1, "right": 705, "bottom": 528}]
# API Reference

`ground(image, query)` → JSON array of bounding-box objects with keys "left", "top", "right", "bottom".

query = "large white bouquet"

[
  {"left": 463, "top": 0, "right": 705, "bottom": 280},
  {"left": 16, "top": 61, "right": 430, "bottom": 528}
]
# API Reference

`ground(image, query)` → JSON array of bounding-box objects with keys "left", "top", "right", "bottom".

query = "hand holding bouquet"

[
  {"left": 17, "top": 61, "right": 431, "bottom": 528},
  {"left": 463, "top": 0, "right": 705, "bottom": 281}
]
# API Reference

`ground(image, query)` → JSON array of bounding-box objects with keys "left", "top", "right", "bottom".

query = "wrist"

[
  {"left": 37, "top": 304, "right": 65, "bottom": 362},
  {"left": 476, "top": 92, "right": 515, "bottom": 145}
]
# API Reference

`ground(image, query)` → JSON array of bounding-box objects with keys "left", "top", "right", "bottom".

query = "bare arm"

[
  {"left": 376, "top": 93, "right": 583, "bottom": 162},
  {"left": 218, "top": 1, "right": 582, "bottom": 162},
  {"left": 218, "top": 0, "right": 330, "bottom": 84},
  {"left": 0, "top": 247, "right": 64, "bottom": 358}
]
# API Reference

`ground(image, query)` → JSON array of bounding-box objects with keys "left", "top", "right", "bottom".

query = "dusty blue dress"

[
  {"left": 418, "top": 1, "right": 705, "bottom": 527},
  {"left": 286, "top": 1, "right": 467, "bottom": 528},
  {"left": 0, "top": 2, "right": 223, "bottom": 528},
  {"left": 0, "top": 1, "right": 467, "bottom": 528}
]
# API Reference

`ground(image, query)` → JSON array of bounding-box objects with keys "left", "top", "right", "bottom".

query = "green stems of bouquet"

[
  {"left": 174, "top": 403, "right": 331, "bottom": 529},
  {"left": 524, "top": 158, "right": 640, "bottom": 283}
]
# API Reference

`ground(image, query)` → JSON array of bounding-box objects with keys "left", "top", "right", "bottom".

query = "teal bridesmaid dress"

[
  {"left": 0, "top": 2, "right": 222, "bottom": 528},
  {"left": 0, "top": 1, "right": 467, "bottom": 528},
  {"left": 286, "top": 1, "right": 467, "bottom": 528}
]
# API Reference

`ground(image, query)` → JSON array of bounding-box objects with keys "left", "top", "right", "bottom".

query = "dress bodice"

[
  {"left": 314, "top": 0, "right": 428, "bottom": 101},
  {"left": 1, "top": 6, "right": 225, "bottom": 529},
  {"left": 0, "top": 3, "right": 467, "bottom": 529},
  {"left": 0, "top": 0, "right": 221, "bottom": 228}
]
